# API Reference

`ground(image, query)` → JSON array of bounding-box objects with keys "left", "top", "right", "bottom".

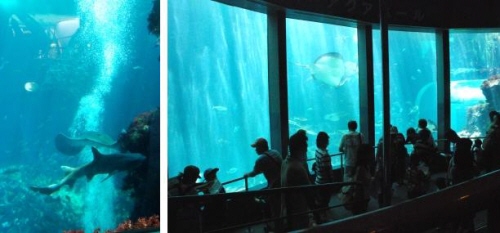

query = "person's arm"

[
  {"left": 245, "top": 157, "right": 263, "bottom": 178},
  {"left": 245, "top": 170, "right": 260, "bottom": 178},
  {"left": 339, "top": 135, "right": 346, "bottom": 152}
]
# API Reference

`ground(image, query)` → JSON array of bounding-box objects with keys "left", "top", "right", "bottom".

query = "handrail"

[
  {"left": 295, "top": 169, "right": 500, "bottom": 233},
  {"left": 218, "top": 152, "right": 346, "bottom": 190},
  {"left": 168, "top": 181, "right": 361, "bottom": 203},
  {"left": 169, "top": 181, "right": 365, "bottom": 232},
  {"left": 220, "top": 176, "right": 245, "bottom": 186},
  {"left": 306, "top": 152, "right": 344, "bottom": 162}
]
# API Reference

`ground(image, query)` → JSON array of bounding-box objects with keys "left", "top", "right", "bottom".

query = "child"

[
  {"left": 406, "top": 155, "right": 429, "bottom": 199},
  {"left": 472, "top": 139, "right": 485, "bottom": 173},
  {"left": 199, "top": 168, "right": 225, "bottom": 194}
]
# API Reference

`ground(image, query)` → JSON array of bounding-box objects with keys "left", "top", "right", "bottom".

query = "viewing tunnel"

[{"left": 168, "top": 0, "right": 500, "bottom": 232}]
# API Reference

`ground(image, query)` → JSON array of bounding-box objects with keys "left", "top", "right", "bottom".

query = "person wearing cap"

[
  {"left": 245, "top": 137, "right": 283, "bottom": 189},
  {"left": 199, "top": 168, "right": 226, "bottom": 231},
  {"left": 245, "top": 137, "right": 283, "bottom": 231},
  {"left": 199, "top": 168, "right": 225, "bottom": 194}
]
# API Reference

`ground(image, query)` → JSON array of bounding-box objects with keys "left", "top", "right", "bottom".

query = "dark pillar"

[
  {"left": 267, "top": 10, "right": 289, "bottom": 158},
  {"left": 357, "top": 24, "right": 375, "bottom": 145},
  {"left": 436, "top": 30, "right": 450, "bottom": 152},
  {"left": 379, "top": 0, "right": 392, "bottom": 207}
]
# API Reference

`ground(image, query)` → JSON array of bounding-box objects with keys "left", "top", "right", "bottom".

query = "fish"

[
  {"left": 29, "top": 147, "right": 145, "bottom": 195},
  {"left": 426, "top": 119, "right": 438, "bottom": 132},
  {"left": 299, "top": 52, "right": 357, "bottom": 87},
  {"left": 54, "top": 132, "right": 118, "bottom": 155},
  {"left": 324, "top": 113, "right": 341, "bottom": 122},
  {"left": 212, "top": 105, "right": 228, "bottom": 112}
]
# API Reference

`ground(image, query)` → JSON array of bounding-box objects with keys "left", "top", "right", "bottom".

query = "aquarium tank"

[
  {"left": 168, "top": 1, "right": 500, "bottom": 191},
  {"left": 0, "top": 0, "right": 159, "bottom": 232}
]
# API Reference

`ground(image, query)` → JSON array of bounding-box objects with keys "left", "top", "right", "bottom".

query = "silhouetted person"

[
  {"left": 483, "top": 111, "right": 500, "bottom": 171},
  {"left": 314, "top": 131, "right": 334, "bottom": 223},
  {"left": 339, "top": 120, "right": 364, "bottom": 181},
  {"left": 245, "top": 137, "right": 282, "bottom": 231},
  {"left": 282, "top": 130, "right": 316, "bottom": 230},
  {"left": 406, "top": 155, "right": 429, "bottom": 199},
  {"left": 376, "top": 126, "right": 408, "bottom": 186},
  {"left": 448, "top": 138, "right": 475, "bottom": 232},
  {"left": 168, "top": 165, "right": 203, "bottom": 232},
  {"left": 414, "top": 119, "right": 440, "bottom": 172},
  {"left": 200, "top": 168, "right": 226, "bottom": 231},
  {"left": 349, "top": 146, "right": 372, "bottom": 215},
  {"left": 473, "top": 139, "right": 485, "bottom": 173}
]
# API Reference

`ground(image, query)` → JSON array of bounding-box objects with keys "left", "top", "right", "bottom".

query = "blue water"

[
  {"left": 0, "top": 0, "right": 159, "bottom": 232},
  {"left": 168, "top": 1, "right": 500, "bottom": 193}
]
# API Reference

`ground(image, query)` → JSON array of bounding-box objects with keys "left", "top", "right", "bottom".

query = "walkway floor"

[{"left": 238, "top": 171, "right": 487, "bottom": 233}]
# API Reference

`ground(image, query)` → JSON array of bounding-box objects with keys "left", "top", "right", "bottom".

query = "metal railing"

[
  {"left": 168, "top": 181, "right": 365, "bottom": 233},
  {"left": 296, "top": 169, "right": 500, "bottom": 233}
]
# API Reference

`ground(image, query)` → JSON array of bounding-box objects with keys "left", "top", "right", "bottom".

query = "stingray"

[
  {"left": 304, "top": 52, "right": 349, "bottom": 87},
  {"left": 55, "top": 131, "right": 118, "bottom": 155}
]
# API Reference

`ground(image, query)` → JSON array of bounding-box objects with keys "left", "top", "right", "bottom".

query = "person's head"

[
  {"left": 289, "top": 129, "right": 308, "bottom": 157},
  {"left": 203, "top": 168, "right": 219, "bottom": 182},
  {"left": 445, "top": 129, "right": 460, "bottom": 143},
  {"left": 390, "top": 125, "right": 398, "bottom": 134},
  {"left": 418, "top": 119, "right": 428, "bottom": 129},
  {"left": 474, "top": 138, "right": 482, "bottom": 146},
  {"left": 181, "top": 165, "right": 200, "bottom": 185},
  {"left": 316, "top": 131, "right": 329, "bottom": 149},
  {"left": 406, "top": 127, "right": 417, "bottom": 143},
  {"left": 347, "top": 120, "right": 357, "bottom": 131},
  {"left": 455, "top": 138, "right": 473, "bottom": 152},
  {"left": 251, "top": 137, "right": 269, "bottom": 154}
]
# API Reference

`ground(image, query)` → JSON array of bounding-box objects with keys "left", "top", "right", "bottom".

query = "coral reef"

[
  {"left": 480, "top": 74, "right": 500, "bottom": 109},
  {"left": 63, "top": 215, "right": 160, "bottom": 233},
  {"left": 147, "top": 0, "right": 160, "bottom": 37},
  {"left": 462, "top": 75, "right": 500, "bottom": 137}
]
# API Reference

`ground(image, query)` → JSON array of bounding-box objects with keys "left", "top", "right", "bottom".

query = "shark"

[
  {"left": 54, "top": 132, "right": 119, "bottom": 155},
  {"left": 30, "top": 147, "right": 145, "bottom": 195}
]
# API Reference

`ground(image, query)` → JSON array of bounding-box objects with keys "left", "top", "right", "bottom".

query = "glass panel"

[
  {"left": 168, "top": 1, "right": 269, "bottom": 191},
  {"left": 449, "top": 31, "right": 500, "bottom": 137},
  {"left": 373, "top": 30, "right": 437, "bottom": 143},
  {"left": 286, "top": 19, "right": 359, "bottom": 169}
]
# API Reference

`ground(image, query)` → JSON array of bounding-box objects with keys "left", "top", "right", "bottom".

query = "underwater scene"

[
  {"left": 168, "top": 0, "right": 500, "bottom": 191},
  {"left": 0, "top": 0, "right": 160, "bottom": 232}
]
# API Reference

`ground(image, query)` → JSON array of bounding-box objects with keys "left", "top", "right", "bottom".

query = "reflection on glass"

[
  {"left": 373, "top": 30, "right": 437, "bottom": 142},
  {"left": 168, "top": 1, "right": 269, "bottom": 191},
  {"left": 286, "top": 19, "right": 359, "bottom": 168},
  {"left": 450, "top": 32, "right": 500, "bottom": 137}
]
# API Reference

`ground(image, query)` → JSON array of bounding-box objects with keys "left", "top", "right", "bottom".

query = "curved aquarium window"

[
  {"left": 373, "top": 30, "right": 437, "bottom": 143},
  {"left": 168, "top": 1, "right": 269, "bottom": 191},
  {"left": 286, "top": 19, "right": 359, "bottom": 168},
  {"left": 450, "top": 31, "right": 500, "bottom": 137}
]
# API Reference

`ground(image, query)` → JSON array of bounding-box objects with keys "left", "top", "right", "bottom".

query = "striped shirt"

[{"left": 315, "top": 148, "right": 333, "bottom": 184}]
